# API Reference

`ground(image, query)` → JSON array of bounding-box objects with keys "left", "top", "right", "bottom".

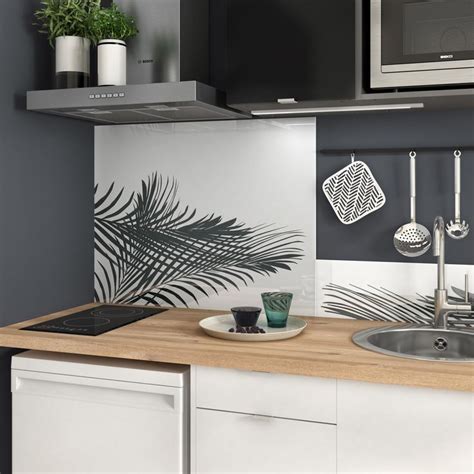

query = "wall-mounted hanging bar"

[{"left": 319, "top": 146, "right": 474, "bottom": 156}]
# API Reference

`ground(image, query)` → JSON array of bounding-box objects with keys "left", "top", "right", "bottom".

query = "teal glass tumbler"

[{"left": 261, "top": 292, "right": 293, "bottom": 328}]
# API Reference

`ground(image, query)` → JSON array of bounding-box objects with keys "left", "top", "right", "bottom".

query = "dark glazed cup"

[
  {"left": 261, "top": 292, "right": 293, "bottom": 328},
  {"left": 231, "top": 307, "right": 262, "bottom": 327}
]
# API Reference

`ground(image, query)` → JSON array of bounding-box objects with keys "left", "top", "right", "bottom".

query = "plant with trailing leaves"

[
  {"left": 34, "top": 0, "right": 100, "bottom": 46},
  {"left": 90, "top": 2, "right": 138, "bottom": 42},
  {"left": 94, "top": 173, "right": 304, "bottom": 306}
]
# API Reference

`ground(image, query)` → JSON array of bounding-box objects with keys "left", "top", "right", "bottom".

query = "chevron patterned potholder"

[{"left": 322, "top": 161, "right": 386, "bottom": 225}]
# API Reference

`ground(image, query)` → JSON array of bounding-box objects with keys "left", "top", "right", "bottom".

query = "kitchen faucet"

[{"left": 433, "top": 216, "right": 473, "bottom": 329}]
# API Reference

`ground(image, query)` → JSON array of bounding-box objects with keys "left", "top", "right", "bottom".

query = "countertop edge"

[{"left": 0, "top": 304, "right": 473, "bottom": 393}]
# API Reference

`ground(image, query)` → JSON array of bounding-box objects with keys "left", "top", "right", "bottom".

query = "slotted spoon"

[
  {"left": 446, "top": 149, "right": 470, "bottom": 240},
  {"left": 394, "top": 151, "right": 432, "bottom": 257}
]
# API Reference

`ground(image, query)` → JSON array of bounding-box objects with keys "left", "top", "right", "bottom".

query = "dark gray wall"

[
  {"left": 317, "top": 109, "right": 474, "bottom": 264},
  {"left": 0, "top": 2, "right": 94, "bottom": 472}
]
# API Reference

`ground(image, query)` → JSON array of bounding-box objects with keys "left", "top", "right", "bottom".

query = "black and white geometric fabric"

[{"left": 322, "top": 161, "right": 386, "bottom": 225}]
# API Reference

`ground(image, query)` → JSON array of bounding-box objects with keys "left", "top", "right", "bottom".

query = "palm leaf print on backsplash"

[
  {"left": 94, "top": 173, "right": 305, "bottom": 306},
  {"left": 323, "top": 283, "right": 474, "bottom": 328}
]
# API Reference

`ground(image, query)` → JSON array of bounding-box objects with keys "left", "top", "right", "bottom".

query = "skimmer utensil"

[
  {"left": 393, "top": 151, "right": 432, "bottom": 257},
  {"left": 446, "top": 149, "right": 470, "bottom": 240}
]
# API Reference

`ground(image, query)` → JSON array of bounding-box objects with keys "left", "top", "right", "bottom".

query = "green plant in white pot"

[
  {"left": 34, "top": 0, "right": 100, "bottom": 89},
  {"left": 91, "top": 3, "right": 138, "bottom": 86}
]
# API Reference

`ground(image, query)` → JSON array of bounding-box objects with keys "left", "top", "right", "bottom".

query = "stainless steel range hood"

[
  {"left": 27, "top": 0, "right": 248, "bottom": 125},
  {"left": 27, "top": 82, "right": 247, "bottom": 125}
]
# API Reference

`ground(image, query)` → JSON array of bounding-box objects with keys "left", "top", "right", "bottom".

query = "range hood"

[
  {"left": 27, "top": 82, "right": 247, "bottom": 125},
  {"left": 27, "top": 0, "right": 248, "bottom": 125}
]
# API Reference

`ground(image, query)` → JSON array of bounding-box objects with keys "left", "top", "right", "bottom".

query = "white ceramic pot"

[
  {"left": 98, "top": 40, "right": 127, "bottom": 86},
  {"left": 55, "top": 36, "right": 91, "bottom": 88}
]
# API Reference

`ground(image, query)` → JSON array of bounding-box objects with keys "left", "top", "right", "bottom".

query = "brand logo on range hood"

[
  {"left": 138, "top": 59, "right": 154, "bottom": 64},
  {"left": 440, "top": 54, "right": 454, "bottom": 59}
]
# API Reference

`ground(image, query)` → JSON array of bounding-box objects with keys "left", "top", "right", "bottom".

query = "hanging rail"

[{"left": 319, "top": 146, "right": 474, "bottom": 156}]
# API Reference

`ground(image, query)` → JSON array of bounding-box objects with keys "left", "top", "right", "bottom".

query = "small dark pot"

[{"left": 231, "top": 306, "right": 262, "bottom": 327}]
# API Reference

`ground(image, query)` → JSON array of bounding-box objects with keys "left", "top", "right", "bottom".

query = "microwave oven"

[{"left": 370, "top": 0, "right": 474, "bottom": 89}]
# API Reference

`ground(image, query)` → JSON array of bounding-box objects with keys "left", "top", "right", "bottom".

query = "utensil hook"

[
  {"left": 454, "top": 149, "right": 462, "bottom": 223},
  {"left": 409, "top": 151, "right": 417, "bottom": 222}
]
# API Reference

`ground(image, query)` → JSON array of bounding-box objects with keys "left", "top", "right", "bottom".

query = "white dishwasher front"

[{"left": 12, "top": 350, "right": 189, "bottom": 473}]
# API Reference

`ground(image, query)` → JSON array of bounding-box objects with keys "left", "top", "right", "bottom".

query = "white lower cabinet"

[
  {"left": 11, "top": 354, "right": 473, "bottom": 473},
  {"left": 193, "top": 367, "right": 474, "bottom": 474},
  {"left": 12, "top": 352, "right": 189, "bottom": 473},
  {"left": 337, "top": 380, "right": 474, "bottom": 473},
  {"left": 195, "top": 408, "right": 336, "bottom": 473},
  {"left": 193, "top": 366, "right": 337, "bottom": 473}
]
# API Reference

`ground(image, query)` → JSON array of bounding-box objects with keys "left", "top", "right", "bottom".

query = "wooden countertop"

[{"left": 0, "top": 304, "right": 472, "bottom": 392}]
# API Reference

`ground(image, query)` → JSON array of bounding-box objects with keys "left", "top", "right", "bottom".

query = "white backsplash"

[
  {"left": 95, "top": 117, "right": 473, "bottom": 323},
  {"left": 95, "top": 118, "right": 317, "bottom": 315},
  {"left": 316, "top": 259, "right": 474, "bottom": 325}
]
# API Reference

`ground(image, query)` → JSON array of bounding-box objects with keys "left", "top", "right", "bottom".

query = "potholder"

[{"left": 322, "top": 161, "right": 386, "bottom": 225}]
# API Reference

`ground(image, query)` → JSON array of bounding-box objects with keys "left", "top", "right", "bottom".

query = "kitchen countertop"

[{"left": 0, "top": 303, "right": 472, "bottom": 392}]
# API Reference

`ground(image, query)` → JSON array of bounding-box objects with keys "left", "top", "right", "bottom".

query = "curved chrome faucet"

[{"left": 433, "top": 216, "right": 473, "bottom": 329}]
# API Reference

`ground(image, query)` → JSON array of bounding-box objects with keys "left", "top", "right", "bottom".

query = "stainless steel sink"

[
  {"left": 353, "top": 217, "right": 474, "bottom": 363},
  {"left": 353, "top": 325, "right": 474, "bottom": 362}
]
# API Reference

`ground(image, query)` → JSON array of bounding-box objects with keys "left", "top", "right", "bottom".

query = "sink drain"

[{"left": 434, "top": 337, "right": 448, "bottom": 352}]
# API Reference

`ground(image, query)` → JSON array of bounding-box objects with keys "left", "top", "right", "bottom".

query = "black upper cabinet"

[{"left": 211, "top": 0, "right": 356, "bottom": 107}]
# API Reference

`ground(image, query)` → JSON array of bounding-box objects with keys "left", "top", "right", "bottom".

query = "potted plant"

[
  {"left": 34, "top": 0, "right": 100, "bottom": 89},
  {"left": 90, "top": 3, "right": 138, "bottom": 86}
]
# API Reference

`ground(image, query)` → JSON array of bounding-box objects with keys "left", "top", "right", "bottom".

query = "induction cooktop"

[{"left": 22, "top": 305, "right": 167, "bottom": 336}]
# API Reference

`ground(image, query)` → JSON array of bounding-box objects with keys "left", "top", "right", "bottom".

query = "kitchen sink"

[{"left": 353, "top": 325, "right": 474, "bottom": 362}]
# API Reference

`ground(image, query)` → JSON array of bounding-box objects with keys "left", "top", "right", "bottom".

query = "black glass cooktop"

[{"left": 22, "top": 305, "right": 167, "bottom": 336}]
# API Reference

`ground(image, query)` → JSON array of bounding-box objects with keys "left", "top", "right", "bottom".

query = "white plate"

[{"left": 199, "top": 314, "right": 307, "bottom": 342}]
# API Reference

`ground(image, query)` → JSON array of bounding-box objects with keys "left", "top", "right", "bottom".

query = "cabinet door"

[
  {"left": 225, "top": 0, "right": 356, "bottom": 105},
  {"left": 12, "top": 370, "right": 186, "bottom": 473},
  {"left": 338, "top": 380, "right": 474, "bottom": 473},
  {"left": 195, "top": 408, "right": 336, "bottom": 473}
]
